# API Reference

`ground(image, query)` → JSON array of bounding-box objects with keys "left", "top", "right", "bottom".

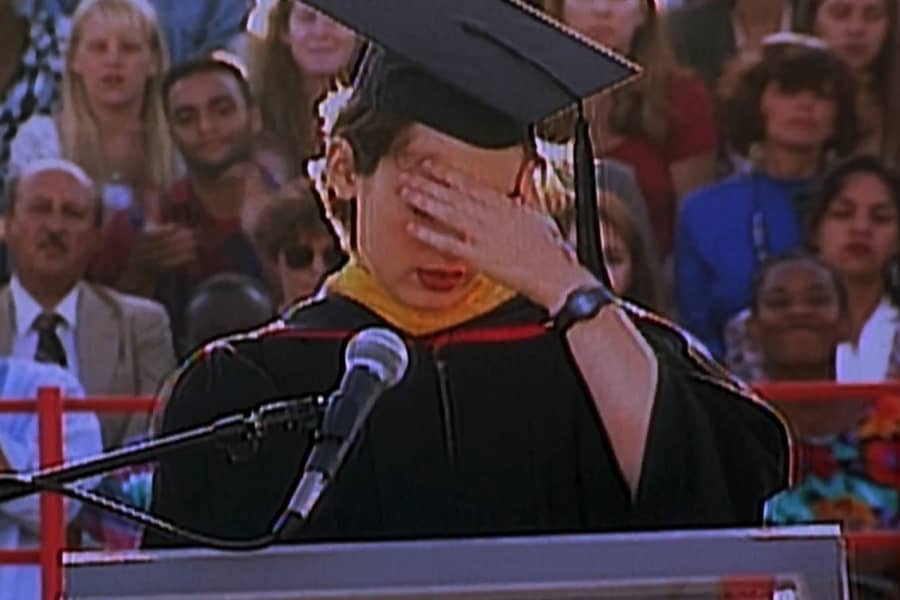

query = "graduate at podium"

[{"left": 144, "top": 0, "right": 791, "bottom": 547}]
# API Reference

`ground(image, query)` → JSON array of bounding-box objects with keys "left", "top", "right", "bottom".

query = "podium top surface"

[{"left": 64, "top": 526, "right": 847, "bottom": 600}]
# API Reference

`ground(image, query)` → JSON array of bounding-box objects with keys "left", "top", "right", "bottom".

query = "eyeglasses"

[
  {"left": 282, "top": 244, "right": 346, "bottom": 270},
  {"left": 508, "top": 157, "right": 543, "bottom": 201}
]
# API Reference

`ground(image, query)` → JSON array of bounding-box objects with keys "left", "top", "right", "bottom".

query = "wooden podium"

[{"left": 63, "top": 525, "right": 847, "bottom": 599}]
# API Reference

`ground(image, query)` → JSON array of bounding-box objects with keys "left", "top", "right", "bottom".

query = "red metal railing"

[
  {"left": 0, "top": 389, "right": 157, "bottom": 599},
  {"left": 0, "top": 383, "right": 897, "bottom": 599},
  {"left": 754, "top": 381, "right": 900, "bottom": 403}
]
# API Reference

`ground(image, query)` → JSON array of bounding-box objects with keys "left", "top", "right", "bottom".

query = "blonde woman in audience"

[
  {"left": 540, "top": 0, "right": 718, "bottom": 259},
  {"left": 808, "top": 154, "right": 900, "bottom": 381},
  {"left": 9, "top": 0, "right": 178, "bottom": 218},
  {"left": 249, "top": 0, "right": 357, "bottom": 183},
  {"left": 801, "top": 0, "right": 900, "bottom": 164}
]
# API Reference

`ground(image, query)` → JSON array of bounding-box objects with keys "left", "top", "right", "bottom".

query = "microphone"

[{"left": 276, "top": 327, "right": 409, "bottom": 529}]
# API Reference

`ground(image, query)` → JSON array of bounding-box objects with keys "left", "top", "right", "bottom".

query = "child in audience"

[{"left": 745, "top": 252, "right": 898, "bottom": 597}]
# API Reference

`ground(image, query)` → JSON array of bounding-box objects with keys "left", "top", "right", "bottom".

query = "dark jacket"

[{"left": 144, "top": 295, "right": 790, "bottom": 547}]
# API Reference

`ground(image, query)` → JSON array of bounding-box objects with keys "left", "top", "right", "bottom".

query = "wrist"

[
  {"left": 548, "top": 282, "right": 615, "bottom": 333},
  {"left": 537, "top": 264, "right": 599, "bottom": 315}
]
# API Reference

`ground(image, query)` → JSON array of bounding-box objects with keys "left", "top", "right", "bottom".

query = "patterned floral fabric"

[
  {"left": 0, "top": 10, "right": 67, "bottom": 208},
  {"left": 723, "top": 309, "right": 766, "bottom": 383},
  {"left": 72, "top": 463, "right": 154, "bottom": 550},
  {"left": 765, "top": 395, "right": 900, "bottom": 531}
]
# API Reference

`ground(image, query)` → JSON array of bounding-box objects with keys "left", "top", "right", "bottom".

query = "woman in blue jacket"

[{"left": 675, "top": 35, "right": 858, "bottom": 358}]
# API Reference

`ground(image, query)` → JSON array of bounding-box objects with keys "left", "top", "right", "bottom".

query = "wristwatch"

[{"left": 551, "top": 284, "right": 613, "bottom": 333}]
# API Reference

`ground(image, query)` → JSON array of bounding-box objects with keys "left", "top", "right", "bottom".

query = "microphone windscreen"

[{"left": 345, "top": 328, "right": 409, "bottom": 388}]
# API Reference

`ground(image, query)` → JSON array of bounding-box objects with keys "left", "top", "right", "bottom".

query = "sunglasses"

[{"left": 282, "top": 244, "right": 346, "bottom": 271}]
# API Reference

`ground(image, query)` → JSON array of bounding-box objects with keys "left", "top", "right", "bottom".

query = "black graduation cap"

[{"left": 302, "top": 0, "right": 640, "bottom": 283}]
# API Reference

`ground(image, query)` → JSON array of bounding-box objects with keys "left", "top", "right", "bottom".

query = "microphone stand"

[{"left": 0, "top": 395, "right": 326, "bottom": 547}]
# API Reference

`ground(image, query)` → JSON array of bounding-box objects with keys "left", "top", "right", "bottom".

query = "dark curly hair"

[{"left": 718, "top": 40, "right": 859, "bottom": 157}]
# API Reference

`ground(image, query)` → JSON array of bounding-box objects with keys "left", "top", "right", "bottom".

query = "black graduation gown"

[{"left": 143, "top": 295, "right": 791, "bottom": 548}]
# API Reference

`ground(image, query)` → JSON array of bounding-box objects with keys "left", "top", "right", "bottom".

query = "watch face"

[{"left": 572, "top": 293, "right": 598, "bottom": 317}]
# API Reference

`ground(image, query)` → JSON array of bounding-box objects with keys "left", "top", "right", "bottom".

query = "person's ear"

[{"left": 326, "top": 137, "right": 360, "bottom": 201}]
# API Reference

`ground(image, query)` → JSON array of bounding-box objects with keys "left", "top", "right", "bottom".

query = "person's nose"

[
  {"left": 785, "top": 300, "right": 814, "bottom": 319},
  {"left": 105, "top": 42, "right": 125, "bottom": 66},
  {"left": 844, "top": 12, "right": 867, "bottom": 37},
  {"left": 196, "top": 110, "right": 217, "bottom": 135},
  {"left": 793, "top": 89, "right": 819, "bottom": 110},
  {"left": 849, "top": 212, "right": 873, "bottom": 236},
  {"left": 42, "top": 207, "right": 66, "bottom": 234}
]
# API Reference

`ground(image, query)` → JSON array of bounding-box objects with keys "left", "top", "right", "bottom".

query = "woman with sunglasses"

[
  {"left": 145, "top": 1, "right": 789, "bottom": 548},
  {"left": 254, "top": 179, "right": 345, "bottom": 309}
]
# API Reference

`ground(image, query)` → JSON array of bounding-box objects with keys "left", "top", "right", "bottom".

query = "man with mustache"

[{"left": 0, "top": 158, "right": 176, "bottom": 451}]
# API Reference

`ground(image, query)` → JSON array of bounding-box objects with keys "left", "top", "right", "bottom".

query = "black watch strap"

[{"left": 551, "top": 285, "right": 613, "bottom": 333}]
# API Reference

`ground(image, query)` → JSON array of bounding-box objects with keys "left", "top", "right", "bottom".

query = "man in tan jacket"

[{"left": 0, "top": 158, "right": 175, "bottom": 449}]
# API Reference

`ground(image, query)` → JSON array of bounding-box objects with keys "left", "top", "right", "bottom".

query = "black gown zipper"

[{"left": 434, "top": 358, "right": 457, "bottom": 466}]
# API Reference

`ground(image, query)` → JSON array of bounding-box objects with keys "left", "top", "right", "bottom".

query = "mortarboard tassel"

[{"left": 574, "top": 102, "right": 612, "bottom": 288}]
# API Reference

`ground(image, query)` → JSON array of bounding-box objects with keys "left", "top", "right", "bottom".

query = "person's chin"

[
  {"left": 394, "top": 283, "right": 468, "bottom": 312},
  {"left": 94, "top": 91, "right": 141, "bottom": 111},
  {"left": 775, "top": 339, "right": 833, "bottom": 362},
  {"left": 34, "top": 264, "right": 76, "bottom": 281},
  {"left": 186, "top": 156, "right": 241, "bottom": 178}
]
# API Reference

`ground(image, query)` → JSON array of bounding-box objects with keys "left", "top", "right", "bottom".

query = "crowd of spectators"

[{"left": 0, "top": 0, "right": 898, "bottom": 597}]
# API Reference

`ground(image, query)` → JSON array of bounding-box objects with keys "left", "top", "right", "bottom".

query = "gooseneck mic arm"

[
  {"left": 0, "top": 394, "right": 327, "bottom": 550},
  {"left": 275, "top": 328, "right": 409, "bottom": 534},
  {"left": 0, "top": 327, "right": 408, "bottom": 549}
]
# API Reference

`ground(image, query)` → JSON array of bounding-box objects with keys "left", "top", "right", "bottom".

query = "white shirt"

[
  {"left": 8, "top": 116, "right": 63, "bottom": 180},
  {"left": 0, "top": 358, "right": 102, "bottom": 600},
  {"left": 9, "top": 276, "right": 82, "bottom": 383},
  {"left": 836, "top": 298, "right": 899, "bottom": 382}
]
